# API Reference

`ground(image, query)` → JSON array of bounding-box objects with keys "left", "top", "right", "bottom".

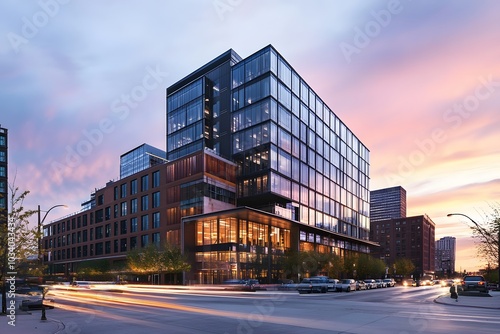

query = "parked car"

[
  {"left": 328, "top": 278, "right": 340, "bottom": 292},
  {"left": 461, "top": 275, "right": 488, "bottom": 293},
  {"left": 375, "top": 279, "right": 387, "bottom": 288},
  {"left": 364, "top": 279, "right": 377, "bottom": 289},
  {"left": 339, "top": 279, "right": 356, "bottom": 292},
  {"left": 356, "top": 280, "right": 367, "bottom": 290},
  {"left": 297, "top": 278, "right": 328, "bottom": 294},
  {"left": 383, "top": 278, "right": 396, "bottom": 287}
]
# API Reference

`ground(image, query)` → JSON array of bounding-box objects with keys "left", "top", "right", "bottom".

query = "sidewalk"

[
  {"left": 434, "top": 289, "right": 500, "bottom": 309},
  {"left": 0, "top": 296, "right": 64, "bottom": 334}
]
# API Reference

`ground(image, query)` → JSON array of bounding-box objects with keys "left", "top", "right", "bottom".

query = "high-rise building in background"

[
  {"left": 0, "top": 126, "right": 7, "bottom": 225},
  {"left": 370, "top": 215, "right": 436, "bottom": 278},
  {"left": 435, "top": 236, "right": 456, "bottom": 276},
  {"left": 43, "top": 45, "right": 376, "bottom": 284},
  {"left": 370, "top": 186, "right": 406, "bottom": 221}
]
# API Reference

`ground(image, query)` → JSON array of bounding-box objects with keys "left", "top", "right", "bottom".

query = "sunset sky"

[{"left": 1, "top": 0, "right": 499, "bottom": 273}]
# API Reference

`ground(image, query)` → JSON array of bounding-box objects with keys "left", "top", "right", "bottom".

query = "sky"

[{"left": 1, "top": 0, "right": 499, "bottom": 273}]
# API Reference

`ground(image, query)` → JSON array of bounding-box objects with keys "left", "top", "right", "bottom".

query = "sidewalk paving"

[
  {"left": 0, "top": 296, "right": 64, "bottom": 334},
  {"left": 434, "top": 289, "right": 500, "bottom": 309}
]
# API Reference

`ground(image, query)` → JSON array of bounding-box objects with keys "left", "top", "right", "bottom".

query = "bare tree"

[{"left": 470, "top": 204, "right": 500, "bottom": 279}]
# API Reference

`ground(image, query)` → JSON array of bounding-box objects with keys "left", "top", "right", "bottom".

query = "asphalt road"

[{"left": 41, "top": 285, "right": 499, "bottom": 334}]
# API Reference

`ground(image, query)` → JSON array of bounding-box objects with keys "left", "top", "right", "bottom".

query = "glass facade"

[
  {"left": 370, "top": 186, "right": 407, "bottom": 221},
  {"left": 231, "top": 46, "right": 371, "bottom": 242},
  {"left": 120, "top": 144, "right": 166, "bottom": 179}
]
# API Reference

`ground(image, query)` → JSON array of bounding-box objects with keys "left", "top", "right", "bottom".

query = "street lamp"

[
  {"left": 447, "top": 212, "right": 500, "bottom": 290},
  {"left": 38, "top": 204, "right": 66, "bottom": 320}
]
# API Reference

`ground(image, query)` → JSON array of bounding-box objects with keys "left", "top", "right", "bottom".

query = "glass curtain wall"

[{"left": 231, "top": 46, "right": 371, "bottom": 246}]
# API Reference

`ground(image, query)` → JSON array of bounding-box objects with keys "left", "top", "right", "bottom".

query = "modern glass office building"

[
  {"left": 42, "top": 45, "right": 375, "bottom": 285},
  {"left": 169, "top": 45, "right": 374, "bottom": 283}
]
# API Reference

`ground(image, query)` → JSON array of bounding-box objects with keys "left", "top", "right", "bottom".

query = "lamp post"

[
  {"left": 447, "top": 212, "right": 500, "bottom": 290},
  {"left": 38, "top": 204, "right": 66, "bottom": 321}
]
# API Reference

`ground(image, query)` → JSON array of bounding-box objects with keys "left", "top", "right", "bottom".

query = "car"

[
  {"left": 441, "top": 279, "right": 454, "bottom": 287},
  {"left": 328, "top": 278, "right": 340, "bottom": 292},
  {"left": 461, "top": 275, "right": 488, "bottom": 293},
  {"left": 339, "top": 279, "right": 356, "bottom": 292},
  {"left": 356, "top": 280, "right": 367, "bottom": 290},
  {"left": 383, "top": 278, "right": 395, "bottom": 287},
  {"left": 244, "top": 279, "right": 260, "bottom": 290},
  {"left": 309, "top": 276, "right": 339, "bottom": 292},
  {"left": 222, "top": 279, "right": 252, "bottom": 291},
  {"left": 401, "top": 279, "right": 417, "bottom": 287},
  {"left": 375, "top": 279, "right": 387, "bottom": 288},
  {"left": 364, "top": 279, "right": 377, "bottom": 289},
  {"left": 297, "top": 278, "right": 328, "bottom": 294}
]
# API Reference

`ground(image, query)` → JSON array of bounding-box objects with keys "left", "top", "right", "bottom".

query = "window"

[
  {"left": 152, "top": 192, "right": 160, "bottom": 208},
  {"left": 105, "top": 224, "right": 111, "bottom": 238},
  {"left": 130, "top": 198, "right": 138, "bottom": 213},
  {"left": 131, "top": 179, "right": 138, "bottom": 195},
  {"left": 95, "top": 226, "right": 103, "bottom": 239},
  {"left": 130, "top": 217, "right": 138, "bottom": 233},
  {"left": 153, "top": 212, "right": 160, "bottom": 229},
  {"left": 121, "top": 202, "right": 127, "bottom": 216},
  {"left": 141, "top": 234, "right": 149, "bottom": 247},
  {"left": 141, "top": 175, "right": 149, "bottom": 191},
  {"left": 153, "top": 171, "right": 160, "bottom": 187},
  {"left": 152, "top": 232, "right": 160, "bottom": 246},
  {"left": 130, "top": 236, "right": 137, "bottom": 250},
  {"left": 141, "top": 215, "right": 149, "bottom": 231},
  {"left": 120, "top": 238, "right": 127, "bottom": 252},
  {"left": 141, "top": 195, "right": 149, "bottom": 211},
  {"left": 120, "top": 183, "right": 127, "bottom": 198},
  {"left": 120, "top": 220, "right": 127, "bottom": 234}
]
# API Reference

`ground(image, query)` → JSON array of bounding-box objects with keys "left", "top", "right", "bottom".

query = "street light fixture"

[
  {"left": 38, "top": 204, "right": 67, "bottom": 320},
  {"left": 447, "top": 212, "right": 500, "bottom": 290}
]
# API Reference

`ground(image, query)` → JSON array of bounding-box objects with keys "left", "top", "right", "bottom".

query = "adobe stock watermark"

[
  {"left": 385, "top": 75, "right": 499, "bottom": 186},
  {"left": 50, "top": 65, "right": 168, "bottom": 178},
  {"left": 339, "top": 0, "right": 403, "bottom": 64},
  {"left": 213, "top": 0, "right": 243, "bottom": 21},
  {"left": 6, "top": 0, "right": 72, "bottom": 54}
]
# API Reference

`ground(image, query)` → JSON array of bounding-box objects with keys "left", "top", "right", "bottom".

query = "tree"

[
  {"left": 127, "top": 243, "right": 190, "bottom": 284},
  {"left": 393, "top": 258, "right": 416, "bottom": 278},
  {"left": 1, "top": 184, "right": 37, "bottom": 314},
  {"left": 469, "top": 204, "right": 500, "bottom": 284}
]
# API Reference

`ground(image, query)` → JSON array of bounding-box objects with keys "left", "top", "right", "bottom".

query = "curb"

[
  {"left": 433, "top": 294, "right": 500, "bottom": 310},
  {"left": 49, "top": 317, "right": 66, "bottom": 334}
]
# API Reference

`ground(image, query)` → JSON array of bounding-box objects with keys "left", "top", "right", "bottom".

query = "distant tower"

[
  {"left": 370, "top": 186, "right": 406, "bottom": 221},
  {"left": 435, "top": 236, "right": 456, "bottom": 275}
]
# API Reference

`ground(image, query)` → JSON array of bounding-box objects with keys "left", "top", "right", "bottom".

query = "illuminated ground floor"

[{"left": 182, "top": 207, "right": 378, "bottom": 284}]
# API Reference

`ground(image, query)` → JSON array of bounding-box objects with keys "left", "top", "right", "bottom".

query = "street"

[{"left": 22, "top": 285, "right": 500, "bottom": 334}]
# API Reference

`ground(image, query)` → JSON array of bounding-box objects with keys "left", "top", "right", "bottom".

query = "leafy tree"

[
  {"left": 393, "top": 258, "right": 416, "bottom": 278},
  {"left": 1, "top": 184, "right": 37, "bottom": 314},
  {"left": 127, "top": 243, "right": 190, "bottom": 284}
]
